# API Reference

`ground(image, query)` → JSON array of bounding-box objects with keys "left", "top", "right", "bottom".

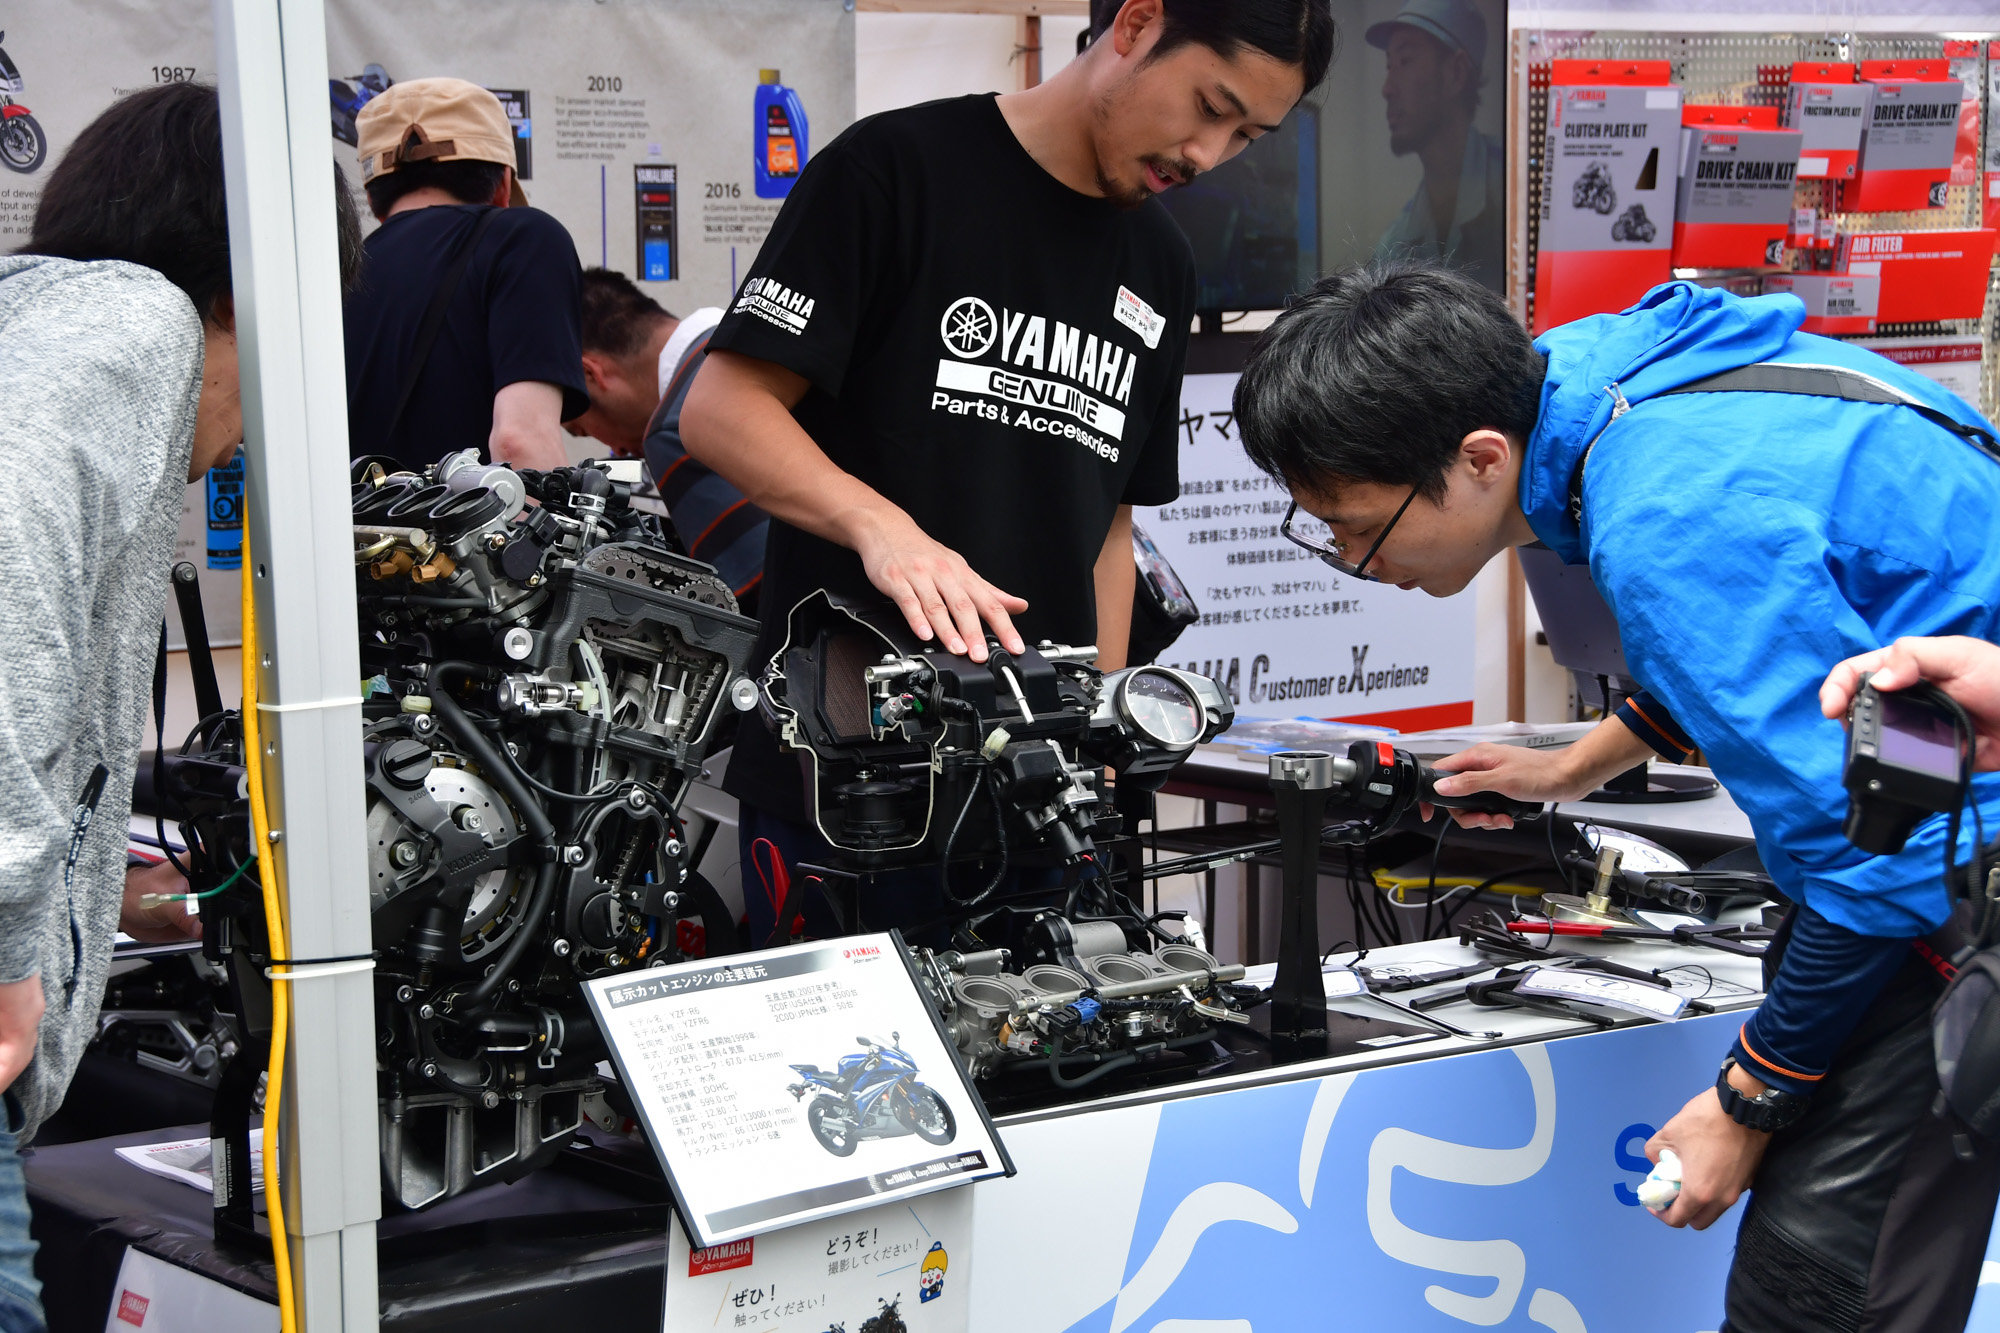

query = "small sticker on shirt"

[
  {"left": 1113, "top": 285, "right": 1165, "bottom": 350},
  {"left": 733, "top": 276, "right": 816, "bottom": 336}
]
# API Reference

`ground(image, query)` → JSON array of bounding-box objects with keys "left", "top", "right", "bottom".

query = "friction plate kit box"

[
  {"left": 1784, "top": 62, "right": 1870, "bottom": 181},
  {"left": 1535, "top": 61, "right": 1681, "bottom": 333},
  {"left": 1673, "top": 106, "right": 1803, "bottom": 268}
]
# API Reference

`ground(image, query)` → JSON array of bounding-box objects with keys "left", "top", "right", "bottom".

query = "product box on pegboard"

[
  {"left": 1518, "top": 27, "right": 2000, "bottom": 421},
  {"left": 1672, "top": 105, "right": 1803, "bottom": 269},
  {"left": 1533, "top": 60, "right": 1681, "bottom": 333},
  {"left": 1849, "top": 59, "right": 1963, "bottom": 212}
]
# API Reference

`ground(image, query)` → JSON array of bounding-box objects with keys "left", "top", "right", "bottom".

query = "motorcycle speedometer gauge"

[{"left": 1118, "top": 667, "right": 1205, "bottom": 749}]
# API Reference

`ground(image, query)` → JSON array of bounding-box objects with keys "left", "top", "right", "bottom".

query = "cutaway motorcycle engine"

[{"left": 349, "top": 450, "right": 759, "bottom": 1208}]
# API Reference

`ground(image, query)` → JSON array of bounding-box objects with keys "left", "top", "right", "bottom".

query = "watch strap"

[{"left": 1715, "top": 1057, "right": 1809, "bottom": 1133}]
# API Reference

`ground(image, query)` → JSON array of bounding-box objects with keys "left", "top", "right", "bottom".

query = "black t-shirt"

[
  {"left": 344, "top": 203, "right": 590, "bottom": 468},
  {"left": 709, "top": 94, "right": 1194, "bottom": 821}
]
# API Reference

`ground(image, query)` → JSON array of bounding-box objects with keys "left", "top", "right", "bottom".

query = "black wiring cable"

[
  {"left": 493, "top": 732, "right": 647, "bottom": 806},
  {"left": 152, "top": 708, "right": 242, "bottom": 882},
  {"left": 1365, "top": 845, "right": 1404, "bottom": 946},
  {"left": 1545, "top": 802, "right": 1572, "bottom": 901},
  {"left": 1343, "top": 844, "right": 1372, "bottom": 955},
  {"left": 1655, "top": 962, "right": 1716, "bottom": 1001},
  {"left": 940, "top": 765, "right": 1008, "bottom": 909},
  {"left": 1421, "top": 816, "right": 1451, "bottom": 940}
]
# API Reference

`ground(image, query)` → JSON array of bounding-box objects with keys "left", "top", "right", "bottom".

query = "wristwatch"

[{"left": 1714, "top": 1056, "right": 1810, "bottom": 1133}]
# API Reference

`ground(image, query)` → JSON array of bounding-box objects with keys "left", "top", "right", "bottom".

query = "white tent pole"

[{"left": 212, "top": 0, "right": 382, "bottom": 1326}]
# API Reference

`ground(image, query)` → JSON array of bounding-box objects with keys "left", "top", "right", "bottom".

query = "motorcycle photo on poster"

[
  {"left": 787, "top": 1033, "right": 956, "bottom": 1158},
  {"left": 0, "top": 33, "right": 47, "bottom": 173}
]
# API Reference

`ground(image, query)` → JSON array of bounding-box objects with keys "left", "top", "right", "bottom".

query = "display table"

[
  {"left": 34, "top": 927, "right": 1772, "bottom": 1332},
  {"left": 35, "top": 910, "right": 2000, "bottom": 1331},
  {"left": 967, "top": 928, "right": 1768, "bottom": 1331},
  {"left": 27, "top": 1128, "right": 672, "bottom": 1332}
]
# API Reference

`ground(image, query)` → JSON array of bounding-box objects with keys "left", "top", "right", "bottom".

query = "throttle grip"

[{"left": 1418, "top": 769, "right": 1545, "bottom": 822}]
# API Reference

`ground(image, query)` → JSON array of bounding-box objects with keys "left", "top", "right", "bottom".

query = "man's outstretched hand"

[
  {"left": 122, "top": 860, "right": 202, "bottom": 945},
  {"left": 0, "top": 976, "right": 40, "bottom": 1098},
  {"left": 1424, "top": 714, "right": 1657, "bottom": 829},
  {"left": 853, "top": 510, "right": 1028, "bottom": 663},
  {"left": 1820, "top": 636, "right": 2000, "bottom": 773}
]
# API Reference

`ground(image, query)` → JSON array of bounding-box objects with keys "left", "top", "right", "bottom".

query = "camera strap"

[
  {"left": 1567, "top": 361, "right": 2000, "bottom": 521},
  {"left": 378, "top": 205, "right": 503, "bottom": 449}
]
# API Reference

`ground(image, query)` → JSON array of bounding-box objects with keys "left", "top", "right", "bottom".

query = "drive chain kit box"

[
  {"left": 1672, "top": 107, "right": 1803, "bottom": 268},
  {"left": 1850, "top": 60, "right": 1964, "bottom": 212},
  {"left": 1534, "top": 61, "right": 1681, "bottom": 332}
]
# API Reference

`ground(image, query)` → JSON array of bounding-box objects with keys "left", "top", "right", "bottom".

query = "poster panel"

[
  {"left": 1855, "top": 334, "right": 1985, "bottom": 412},
  {"left": 1138, "top": 372, "right": 1477, "bottom": 730},
  {"left": 3, "top": 1, "right": 855, "bottom": 646}
]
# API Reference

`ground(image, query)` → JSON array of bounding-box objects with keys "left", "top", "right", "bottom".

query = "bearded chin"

[
  {"left": 1388, "top": 126, "right": 1420, "bottom": 156},
  {"left": 1094, "top": 163, "right": 1151, "bottom": 211}
]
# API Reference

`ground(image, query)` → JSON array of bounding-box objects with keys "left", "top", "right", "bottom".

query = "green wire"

[{"left": 184, "top": 857, "right": 257, "bottom": 900}]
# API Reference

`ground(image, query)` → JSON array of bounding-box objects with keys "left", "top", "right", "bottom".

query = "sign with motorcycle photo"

[{"left": 584, "top": 933, "right": 1011, "bottom": 1252}]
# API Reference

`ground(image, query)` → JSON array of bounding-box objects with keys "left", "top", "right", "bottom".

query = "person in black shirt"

[
  {"left": 681, "top": 0, "right": 1336, "bottom": 943},
  {"left": 344, "top": 78, "right": 587, "bottom": 470}
]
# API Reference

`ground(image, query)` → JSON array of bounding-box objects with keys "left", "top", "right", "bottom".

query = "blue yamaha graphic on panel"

[{"left": 1060, "top": 1015, "right": 1745, "bottom": 1331}]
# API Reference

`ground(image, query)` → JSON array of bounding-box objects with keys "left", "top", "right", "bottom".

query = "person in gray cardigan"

[{"left": 0, "top": 83, "right": 359, "bottom": 1331}]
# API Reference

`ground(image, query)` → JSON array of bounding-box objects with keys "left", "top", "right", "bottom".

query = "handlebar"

[
  {"left": 1275, "top": 740, "right": 1546, "bottom": 825},
  {"left": 1416, "top": 768, "right": 1547, "bottom": 822}
]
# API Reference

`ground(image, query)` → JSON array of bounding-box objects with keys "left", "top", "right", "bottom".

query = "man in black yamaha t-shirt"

[{"left": 682, "top": 0, "right": 1336, "bottom": 943}]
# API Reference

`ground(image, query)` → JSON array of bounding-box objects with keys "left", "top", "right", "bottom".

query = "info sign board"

[
  {"left": 583, "top": 934, "right": 1010, "bottom": 1249},
  {"left": 1136, "top": 373, "right": 1475, "bottom": 731},
  {"left": 663, "top": 1189, "right": 973, "bottom": 1333}
]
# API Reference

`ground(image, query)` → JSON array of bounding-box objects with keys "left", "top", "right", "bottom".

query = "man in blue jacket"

[{"left": 1233, "top": 263, "right": 2000, "bottom": 1332}]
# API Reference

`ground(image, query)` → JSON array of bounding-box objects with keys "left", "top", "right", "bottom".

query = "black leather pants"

[{"left": 1723, "top": 946, "right": 2000, "bottom": 1332}]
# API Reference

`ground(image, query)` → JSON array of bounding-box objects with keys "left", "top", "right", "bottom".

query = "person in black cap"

[{"left": 1369, "top": 0, "right": 1505, "bottom": 290}]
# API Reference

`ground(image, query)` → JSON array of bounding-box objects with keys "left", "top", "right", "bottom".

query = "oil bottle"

[{"left": 754, "top": 68, "right": 807, "bottom": 199}]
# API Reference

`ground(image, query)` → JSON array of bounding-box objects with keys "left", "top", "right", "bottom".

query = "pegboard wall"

[{"left": 1510, "top": 29, "right": 2000, "bottom": 418}]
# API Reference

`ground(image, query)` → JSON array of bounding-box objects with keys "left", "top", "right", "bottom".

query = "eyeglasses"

[{"left": 1280, "top": 488, "right": 1419, "bottom": 582}]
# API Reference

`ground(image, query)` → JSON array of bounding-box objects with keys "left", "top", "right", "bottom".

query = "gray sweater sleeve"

[{"left": 0, "top": 261, "right": 202, "bottom": 984}]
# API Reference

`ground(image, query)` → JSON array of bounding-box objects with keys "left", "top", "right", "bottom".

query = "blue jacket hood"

[{"left": 1523, "top": 282, "right": 1806, "bottom": 562}]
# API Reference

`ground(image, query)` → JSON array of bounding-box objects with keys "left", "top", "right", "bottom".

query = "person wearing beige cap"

[
  {"left": 1368, "top": 0, "right": 1505, "bottom": 292},
  {"left": 343, "top": 76, "right": 586, "bottom": 471}
]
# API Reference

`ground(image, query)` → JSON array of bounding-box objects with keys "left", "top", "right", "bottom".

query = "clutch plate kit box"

[
  {"left": 1534, "top": 61, "right": 1681, "bottom": 333},
  {"left": 1673, "top": 107, "right": 1803, "bottom": 268}
]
